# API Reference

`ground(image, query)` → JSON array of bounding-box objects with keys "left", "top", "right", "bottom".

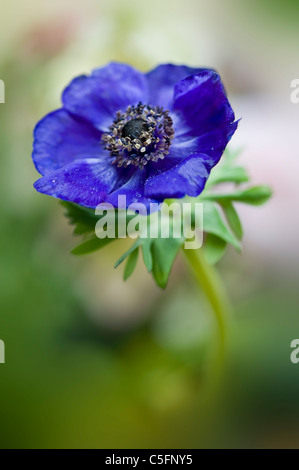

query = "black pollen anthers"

[{"left": 101, "top": 102, "right": 175, "bottom": 169}]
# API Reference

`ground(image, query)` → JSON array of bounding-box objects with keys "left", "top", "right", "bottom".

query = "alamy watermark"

[
  {"left": 95, "top": 196, "right": 204, "bottom": 249},
  {"left": 0, "top": 79, "right": 5, "bottom": 103},
  {"left": 0, "top": 339, "right": 5, "bottom": 364},
  {"left": 290, "top": 79, "right": 299, "bottom": 104},
  {"left": 290, "top": 339, "right": 299, "bottom": 364}
]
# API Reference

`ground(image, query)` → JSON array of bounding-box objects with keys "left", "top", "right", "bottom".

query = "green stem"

[{"left": 183, "top": 248, "right": 232, "bottom": 369}]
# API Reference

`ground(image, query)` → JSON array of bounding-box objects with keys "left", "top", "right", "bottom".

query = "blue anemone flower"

[{"left": 32, "top": 62, "right": 238, "bottom": 209}]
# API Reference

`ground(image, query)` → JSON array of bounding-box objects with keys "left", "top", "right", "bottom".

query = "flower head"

[{"left": 32, "top": 62, "right": 238, "bottom": 209}]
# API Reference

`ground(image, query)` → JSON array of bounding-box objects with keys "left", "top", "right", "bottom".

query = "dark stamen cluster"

[{"left": 101, "top": 102, "right": 175, "bottom": 169}]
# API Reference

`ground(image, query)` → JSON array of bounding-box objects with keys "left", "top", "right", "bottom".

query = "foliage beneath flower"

[{"left": 61, "top": 149, "right": 271, "bottom": 288}]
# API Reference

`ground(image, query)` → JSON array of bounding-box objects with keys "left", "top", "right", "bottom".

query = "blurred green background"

[{"left": 0, "top": 0, "right": 299, "bottom": 449}]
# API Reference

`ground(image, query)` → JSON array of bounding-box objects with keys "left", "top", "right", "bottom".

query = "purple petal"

[
  {"left": 62, "top": 63, "right": 149, "bottom": 131},
  {"left": 34, "top": 159, "right": 119, "bottom": 208},
  {"left": 173, "top": 70, "right": 236, "bottom": 138},
  {"left": 147, "top": 120, "right": 238, "bottom": 178},
  {"left": 105, "top": 169, "right": 159, "bottom": 210},
  {"left": 145, "top": 154, "right": 210, "bottom": 199},
  {"left": 32, "top": 109, "right": 104, "bottom": 176},
  {"left": 146, "top": 64, "right": 207, "bottom": 109},
  {"left": 169, "top": 121, "right": 239, "bottom": 166}
]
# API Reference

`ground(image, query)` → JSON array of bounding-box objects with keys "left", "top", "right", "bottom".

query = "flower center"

[
  {"left": 121, "top": 118, "right": 149, "bottom": 140},
  {"left": 101, "top": 103, "right": 175, "bottom": 169}
]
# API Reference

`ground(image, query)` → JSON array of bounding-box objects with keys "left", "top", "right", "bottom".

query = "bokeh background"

[{"left": 0, "top": 0, "right": 299, "bottom": 449}]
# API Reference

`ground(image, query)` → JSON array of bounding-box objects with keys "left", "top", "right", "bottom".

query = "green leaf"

[
  {"left": 234, "top": 185, "right": 272, "bottom": 205},
  {"left": 61, "top": 200, "right": 136, "bottom": 236},
  {"left": 221, "top": 201, "right": 243, "bottom": 239},
  {"left": 141, "top": 240, "right": 153, "bottom": 273},
  {"left": 204, "top": 146, "right": 247, "bottom": 189},
  {"left": 123, "top": 247, "right": 139, "bottom": 280},
  {"left": 203, "top": 202, "right": 242, "bottom": 252},
  {"left": 204, "top": 234, "right": 227, "bottom": 265},
  {"left": 224, "top": 146, "right": 244, "bottom": 163},
  {"left": 202, "top": 185, "right": 272, "bottom": 206},
  {"left": 61, "top": 201, "right": 98, "bottom": 235},
  {"left": 62, "top": 201, "right": 137, "bottom": 257},
  {"left": 114, "top": 239, "right": 141, "bottom": 269},
  {"left": 151, "top": 236, "right": 184, "bottom": 289},
  {"left": 206, "top": 166, "right": 249, "bottom": 188},
  {"left": 114, "top": 211, "right": 185, "bottom": 288},
  {"left": 71, "top": 236, "right": 114, "bottom": 255}
]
